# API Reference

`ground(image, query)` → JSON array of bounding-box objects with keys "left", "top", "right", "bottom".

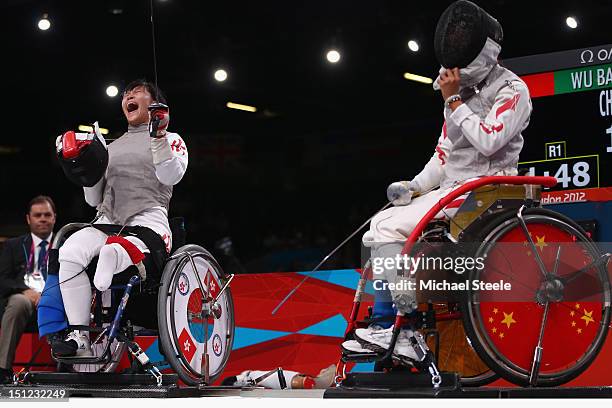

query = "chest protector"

[{"left": 99, "top": 124, "right": 173, "bottom": 224}]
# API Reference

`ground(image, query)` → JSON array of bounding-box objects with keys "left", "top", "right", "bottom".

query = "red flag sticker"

[
  {"left": 178, "top": 328, "right": 197, "bottom": 363},
  {"left": 206, "top": 271, "right": 220, "bottom": 299}
]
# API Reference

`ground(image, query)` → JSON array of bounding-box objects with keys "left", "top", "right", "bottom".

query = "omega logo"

[{"left": 580, "top": 47, "right": 612, "bottom": 64}]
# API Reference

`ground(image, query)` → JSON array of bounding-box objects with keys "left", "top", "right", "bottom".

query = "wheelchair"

[
  {"left": 338, "top": 176, "right": 611, "bottom": 387},
  {"left": 45, "top": 218, "right": 235, "bottom": 386}
]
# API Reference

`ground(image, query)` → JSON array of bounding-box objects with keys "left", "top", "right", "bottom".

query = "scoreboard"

[{"left": 503, "top": 44, "right": 612, "bottom": 204}]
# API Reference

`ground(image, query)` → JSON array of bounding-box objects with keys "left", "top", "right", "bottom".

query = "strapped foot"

[
  {"left": 354, "top": 326, "right": 419, "bottom": 361},
  {"left": 51, "top": 331, "right": 93, "bottom": 357},
  {"left": 341, "top": 340, "right": 376, "bottom": 354}
]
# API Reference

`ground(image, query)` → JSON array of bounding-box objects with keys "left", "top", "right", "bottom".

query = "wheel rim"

[
  {"left": 166, "top": 253, "right": 233, "bottom": 381},
  {"left": 467, "top": 214, "right": 611, "bottom": 383}
]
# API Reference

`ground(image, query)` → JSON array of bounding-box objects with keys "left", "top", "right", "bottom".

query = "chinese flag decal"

[
  {"left": 178, "top": 328, "right": 197, "bottom": 363},
  {"left": 482, "top": 301, "right": 602, "bottom": 371},
  {"left": 486, "top": 307, "right": 518, "bottom": 341},
  {"left": 481, "top": 302, "right": 541, "bottom": 370},
  {"left": 570, "top": 303, "right": 597, "bottom": 334}
]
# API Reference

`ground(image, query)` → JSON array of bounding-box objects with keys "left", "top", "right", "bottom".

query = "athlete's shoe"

[
  {"left": 341, "top": 340, "right": 376, "bottom": 354},
  {"left": 354, "top": 326, "right": 419, "bottom": 361},
  {"left": 51, "top": 331, "right": 93, "bottom": 357}
]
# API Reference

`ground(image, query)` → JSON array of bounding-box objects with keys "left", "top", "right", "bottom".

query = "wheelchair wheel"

[
  {"left": 461, "top": 208, "right": 611, "bottom": 386},
  {"left": 157, "top": 245, "right": 235, "bottom": 385}
]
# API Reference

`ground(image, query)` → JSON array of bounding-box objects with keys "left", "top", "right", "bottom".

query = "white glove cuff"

[
  {"left": 151, "top": 136, "right": 174, "bottom": 165},
  {"left": 408, "top": 180, "right": 421, "bottom": 193}
]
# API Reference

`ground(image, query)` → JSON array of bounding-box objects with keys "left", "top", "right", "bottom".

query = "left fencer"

[{"left": 47, "top": 80, "right": 188, "bottom": 356}]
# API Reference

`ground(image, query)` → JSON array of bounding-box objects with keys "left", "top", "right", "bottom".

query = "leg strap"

[
  {"left": 91, "top": 224, "right": 167, "bottom": 282},
  {"left": 105, "top": 235, "right": 146, "bottom": 279}
]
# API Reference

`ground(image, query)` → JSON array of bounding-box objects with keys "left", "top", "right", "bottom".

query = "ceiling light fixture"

[
  {"left": 214, "top": 69, "right": 228, "bottom": 82},
  {"left": 326, "top": 49, "right": 341, "bottom": 64},
  {"left": 226, "top": 102, "right": 257, "bottom": 113},
  {"left": 106, "top": 85, "right": 119, "bottom": 97},
  {"left": 78, "top": 125, "right": 109, "bottom": 135},
  {"left": 38, "top": 14, "right": 51, "bottom": 31},
  {"left": 403, "top": 72, "right": 433, "bottom": 84}
]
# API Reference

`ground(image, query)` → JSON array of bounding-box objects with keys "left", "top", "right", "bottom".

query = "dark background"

[{"left": 1, "top": 0, "right": 611, "bottom": 273}]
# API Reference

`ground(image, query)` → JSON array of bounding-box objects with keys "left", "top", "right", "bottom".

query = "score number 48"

[{"left": 526, "top": 161, "right": 592, "bottom": 189}]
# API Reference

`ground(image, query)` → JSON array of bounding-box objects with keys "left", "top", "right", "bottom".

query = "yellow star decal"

[
  {"left": 581, "top": 309, "right": 595, "bottom": 326},
  {"left": 535, "top": 235, "right": 548, "bottom": 251},
  {"left": 493, "top": 308, "right": 498, "bottom": 314},
  {"left": 577, "top": 328, "right": 582, "bottom": 334},
  {"left": 571, "top": 321, "right": 576, "bottom": 327},
  {"left": 488, "top": 317, "right": 494, "bottom": 323},
  {"left": 501, "top": 312, "right": 517, "bottom": 329},
  {"left": 499, "top": 332, "right": 505, "bottom": 339},
  {"left": 492, "top": 327, "right": 497, "bottom": 333},
  {"left": 575, "top": 303, "right": 580, "bottom": 309},
  {"left": 570, "top": 310, "right": 575, "bottom": 317}
]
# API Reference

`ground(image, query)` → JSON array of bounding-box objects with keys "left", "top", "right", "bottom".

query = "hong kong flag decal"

[
  {"left": 178, "top": 327, "right": 197, "bottom": 363},
  {"left": 206, "top": 271, "right": 220, "bottom": 299}
]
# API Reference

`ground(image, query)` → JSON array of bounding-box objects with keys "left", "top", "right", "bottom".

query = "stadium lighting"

[
  {"left": 38, "top": 14, "right": 51, "bottom": 31},
  {"left": 214, "top": 69, "right": 228, "bottom": 82},
  {"left": 78, "top": 125, "right": 109, "bottom": 135},
  {"left": 226, "top": 102, "right": 257, "bottom": 113},
  {"left": 106, "top": 85, "right": 119, "bottom": 97},
  {"left": 326, "top": 49, "right": 341, "bottom": 64},
  {"left": 566, "top": 16, "right": 578, "bottom": 29},
  {"left": 403, "top": 72, "right": 433, "bottom": 84},
  {"left": 408, "top": 40, "right": 419, "bottom": 52}
]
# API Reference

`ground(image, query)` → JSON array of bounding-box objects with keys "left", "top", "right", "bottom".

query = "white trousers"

[
  {"left": 363, "top": 185, "right": 467, "bottom": 314},
  {"left": 58, "top": 226, "right": 149, "bottom": 326}
]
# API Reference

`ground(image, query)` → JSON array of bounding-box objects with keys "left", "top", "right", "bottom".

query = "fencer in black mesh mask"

[
  {"left": 433, "top": 0, "right": 504, "bottom": 90},
  {"left": 347, "top": 0, "right": 533, "bottom": 361}
]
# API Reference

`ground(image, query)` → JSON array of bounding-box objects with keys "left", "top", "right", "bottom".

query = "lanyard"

[{"left": 23, "top": 238, "right": 49, "bottom": 274}]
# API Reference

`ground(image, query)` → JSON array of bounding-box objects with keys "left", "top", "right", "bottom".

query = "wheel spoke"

[
  {"left": 202, "top": 269, "right": 210, "bottom": 383},
  {"left": 478, "top": 248, "right": 539, "bottom": 295},
  {"left": 528, "top": 301, "right": 550, "bottom": 386},
  {"left": 516, "top": 206, "right": 548, "bottom": 279},
  {"left": 551, "top": 245, "right": 562, "bottom": 277},
  {"left": 563, "top": 253, "right": 610, "bottom": 285}
]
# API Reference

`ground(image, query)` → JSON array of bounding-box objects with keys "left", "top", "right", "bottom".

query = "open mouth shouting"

[
  {"left": 127, "top": 102, "right": 139, "bottom": 113},
  {"left": 122, "top": 98, "right": 149, "bottom": 125},
  {"left": 124, "top": 100, "right": 141, "bottom": 121},
  {"left": 122, "top": 85, "right": 154, "bottom": 125}
]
